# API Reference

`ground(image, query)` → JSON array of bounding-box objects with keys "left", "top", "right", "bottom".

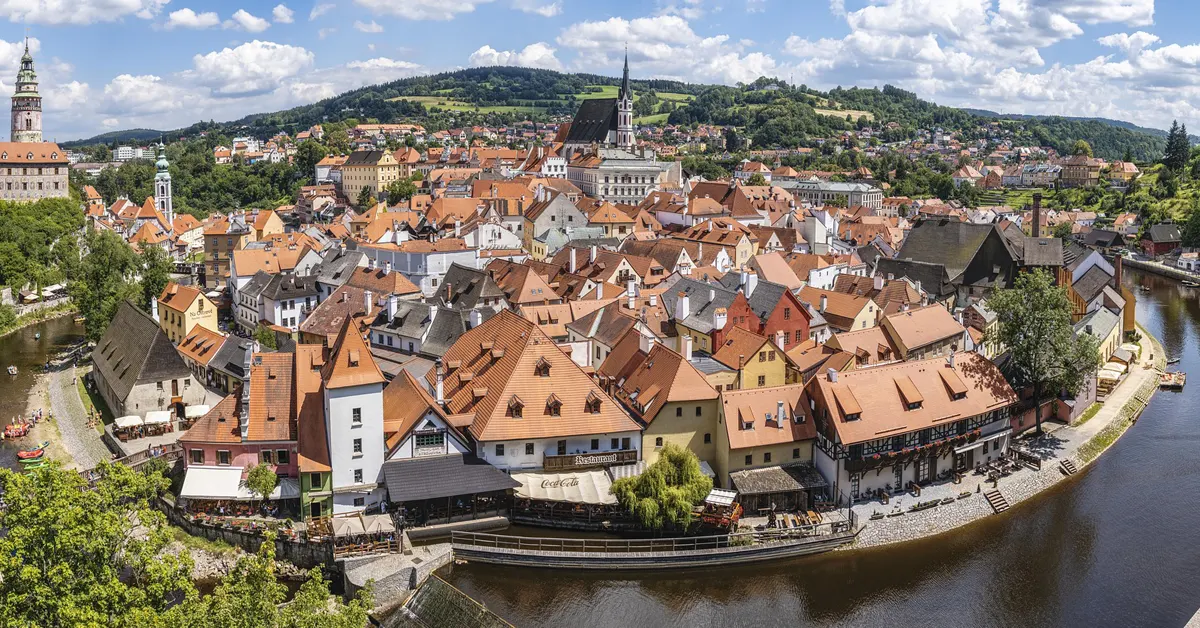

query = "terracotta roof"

[
  {"left": 158, "top": 282, "right": 203, "bottom": 313},
  {"left": 179, "top": 394, "right": 242, "bottom": 445},
  {"left": 808, "top": 353, "right": 1016, "bottom": 445},
  {"left": 614, "top": 342, "right": 719, "bottom": 421},
  {"left": 322, "top": 319, "right": 386, "bottom": 389},
  {"left": 247, "top": 352, "right": 297, "bottom": 441},
  {"left": 231, "top": 247, "right": 310, "bottom": 277},
  {"left": 296, "top": 344, "right": 330, "bottom": 472},
  {"left": 176, "top": 324, "right": 227, "bottom": 367},
  {"left": 712, "top": 327, "right": 771, "bottom": 370},
  {"left": 300, "top": 284, "right": 382, "bottom": 341},
  {"left": 721, "top": 384, "right": 816, "bottom": 450},
  {"left": 797, "top": 286, "right": 873, "bottom": 331},
  {"left": 426, "top": 310, "right": 640, "bottom": 441},
  {"left": 827, "top": 327, "right": 898, "bottom": 365},
  {"left": 785, "top": 339, "right": 854, "bottom": 374},
  {"left": 749, "top": 252, "right": 803, "bottom": 291},
  {"left": 0, "top": 142, "right": 66, "bottom": 164},
  {"left": 382, "top": 369, "right": 450, "bottom": 441},
  {"left": 881, "top": 304, "right": 965, "bottom": 353},
  {"left": 252, "top": 209, "right": 279, "bottom": 232},
  {"left": 345, "top": 266, "right": 420, "bottom": 296}
]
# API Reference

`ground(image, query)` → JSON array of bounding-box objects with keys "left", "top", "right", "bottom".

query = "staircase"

[
  {"left": 984, "top": 489, "right": 1010, "bottom": 514},
  {"left": 1059, "top": 458, "right": 1079, "bottom": 476}
]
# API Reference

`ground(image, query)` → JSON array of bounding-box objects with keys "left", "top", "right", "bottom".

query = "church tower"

[
  {"left": 11, "top": 39, "right": 42, "bottom": 143},
  {"left": 616, "top": 51, "right": 634, "bottom": 150},
  {"left": 154, "top": 142, "right": 173, "bottom": 227}
]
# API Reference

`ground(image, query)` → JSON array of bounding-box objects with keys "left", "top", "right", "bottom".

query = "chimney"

[
  {"left": 388, "top": 294, "right": 399, "bottom": 321},
  {"left": 949, "top": 351, "right": 955, "bottom": 368},
  {"left": 569, "top": 248, "right": 577, "bottom": 274},
  {"left": 435, "top": 360, "right": 445, "bottom": 405},
  {"left": 590, "top": 245, "right": 597, "bottom": 263},
  {"left": 627, "top": 288, "right": 636, "bottom": 310},
  {"left": 638, "top": 332, "right": 654, "bottom": 354},
  {"left": 683, "top": 335, "right": 693, "bottom": 362},
  {"left": 363, "top": 290, "right": 373, "bottom": 317},
  {"left": 1032, "top": 193, "right": 1043, "bottom": 238},
  {"left": 454, "top": 219, "right": 461, "bottom": 238},
  {"left": 714, "top": 307, "right": 728, "bottom": 330},
  {"left": 776, "top": 400, "right": 786, "bottom": 428},
  {"left": 746, "top": 270, "right": 759, "bottom": 297},
  {"left": 151, "top": 298, "right": 160, "bottom": 323},
  {"left": 469, "top": 308, "right": 482, "bottom": 329},
  {"left": 775, "top": 329, "right": 786, "bottom": 349},
  {"left": 739, "top": 269, "right": 748, "bottom": 288},
  {"left": 873, "top": 274, "right": 884, "bottom": 291},
  {"left": 367, "top": 257, "right": 375, "bottom": 271},
  {"left": 428, "top": 303, "right": 438, "bottom": 322},
  {"left": 820, "top": 294, "right": 828, "bottom": 313},
  {"left": 649, "top": 293, "right": 658, "bottom": 307},
  {"left": 1114, "top": 254, "right": 1123, "bottom": 287},
  {"left": 626, "top": 278, "right": 636, "bottom": 298},
  {"left": 676, "top": 291, "right": 690, "bottom": 320},
  {"left": 827, "top": 367, "right": 838, "bottom": 382},
  {"left": 384, "top": 260, "right": 392, "bottom": 274}
]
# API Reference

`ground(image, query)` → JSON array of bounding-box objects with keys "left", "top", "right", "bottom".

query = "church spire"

[{"left": 619, "top": 47, "right": 631, "bottom": 102}]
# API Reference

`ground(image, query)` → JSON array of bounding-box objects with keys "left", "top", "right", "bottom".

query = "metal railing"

[{"left": 451, "top": 526, "right": 851, "bottom": 554}]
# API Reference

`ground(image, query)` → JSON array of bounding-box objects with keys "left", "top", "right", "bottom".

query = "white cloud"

[
  {"left": 354, "top": 0, "right": 493, "bottom": 20},
  {"left": 188, "top": 40, "right": 314, "bottom": 97},
  {"left": 354, "top": 20, "right": 384, "bottom": 33},
  {"left": 1098, "top": 30, "right": 1160, "bottom": 54},
  {"left": 0, "top": 0, "right": 168, "bottom": 25},
  {"left": 100, "top": 74, "right": 186, "bottom": 115},
  {"left": 43, "top": 80, "right": 89, "bottom": 113},
  {"left": 165, "top": 8, "right": 221, "bottom": 30},
  {"left": 102, "top": 118, "right": 120, "bottom": 128},
  {"left": 224, "top": 9, "right": 272, "bottom": 32},
  {"left": 318, "top": 27, "right": 336, "bottom": 39},
  {"left": 309, "top": 2, "right": 335, "bottom": 20},
  {"left": 829, "top": 0, "right": 844, "bottom": 17},
  {"left": 512, "top": 0, "right": 561, "bottom": 17},
  {"left": 469, "top": 43, "right": 562, "bottom": 70},
  {"left": 656, "top": 0, "right": 705, "bottom": 20},
  {"left": 272, "top": 4, "right": 294, "bottom": 23}
]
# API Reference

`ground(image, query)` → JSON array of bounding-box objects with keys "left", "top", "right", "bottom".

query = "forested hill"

[{"left": 80, "top": 67, "right": 1166, "bottom": 161}]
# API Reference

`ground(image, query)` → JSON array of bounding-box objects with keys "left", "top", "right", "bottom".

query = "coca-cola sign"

[{"left": 541, "top": 477, "right": 580, "bottom": 489}]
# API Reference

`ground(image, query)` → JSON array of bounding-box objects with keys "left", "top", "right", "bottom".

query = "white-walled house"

[{"left": 321, "top": 323, "right": 388, "bottom": 514}]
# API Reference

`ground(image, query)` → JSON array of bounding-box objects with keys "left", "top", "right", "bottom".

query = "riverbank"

[
  {"left": 0, "top": 301, "right": 74, "bottom": 340},
  {"left": 843, "top": 325, "right": 1164, "bottom": 550}
]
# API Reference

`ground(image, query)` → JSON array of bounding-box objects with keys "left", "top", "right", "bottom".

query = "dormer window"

[
  {"left": 508, "top": 395, "right": 524, "bottom": 418},
  {"left": 535, "top": 357, "right": 551, "bottom": 377},
  {"left": 546, "top": 393, "right": 562, "bottom": 416},
  {"left": 586, "top": 391, "right": 602, "bottom": 414}
]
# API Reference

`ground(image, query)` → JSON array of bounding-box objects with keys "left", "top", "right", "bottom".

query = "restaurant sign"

[{"left": 542, "top": 448, "right": 639, "bottom": 471}]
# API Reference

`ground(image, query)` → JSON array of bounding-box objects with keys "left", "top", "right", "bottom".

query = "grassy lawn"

[
  {"left": 579, "top": 85, "right": 619, "bottom": 99},
  {"left": 657, "top": 91, "right": 695, "bottom": 103},
  {"left": 1074, "top": 402, "right": 1103, "bottom": 426},
  {"left": 170, "top": 526, "right": 239, "bottom": 557},
  {"left": 635, "top": 113, "right": 670, "bottom": 125}
]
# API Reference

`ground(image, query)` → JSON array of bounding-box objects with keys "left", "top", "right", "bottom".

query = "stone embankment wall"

[{"left": 160, "top": 500, "right": 333, "bottom": 568}]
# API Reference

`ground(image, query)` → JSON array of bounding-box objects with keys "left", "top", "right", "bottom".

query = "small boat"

[
  {"left": 6, "top": 366, "right": 15, "bottom": 376},
  {"left": 1160, "top": 371, "right": 1187, "bottom": 390},
  {"left": 73, "top": 315, "right": 85, "bottom": 324},
  {"left": 1184, "top": 281, "right": 1200, "bottom": 288},
  {"left": 16, "top": 441, "right": 49, "bottom": 460},
  {"left": 22, "top": 460, "right": 47, "bottom": 472},
  {"left": 3, "top": 424, "right": 27, "bottom": 438},
  {"left": 1168, "top": 357, "right": 1182, "bottom": 365},
  {"left": 1139, "top": 285, "right": 1151, "bottom": 292},
  {"left": 33, "top": 332, "right": 40, "bottom": 340}
]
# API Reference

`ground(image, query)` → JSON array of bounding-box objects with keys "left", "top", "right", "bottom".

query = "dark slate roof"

[
  {"left": 1082, "top": 229, "right": 1123, "bottom": 248},
  {"left": 262, "top": 273, "right": 319, "bottom": 301},
  {"left": 343, "top": 150, "right": 390, "bottom": 166},
  {"left": 1075, "top": 307, "right": 1119, "bottom": 341},
  {"left": 659, "top": 277, "right": 739, "bottom": 334},
  {"left": 1063, "top": 241, "right": 1091, "bottom": 270},
  {"left": 857, "top": 242, "right": 885, "bottom": 269},
  {"left": 564, "top": 98, "right": 617, "bottom": 145},
  {"left": 566, "top": 304, "right": 636, "bottom": 347},
  {"left": 1073, "top": 264, "right": 1114, "bottom": 303},
  {"left": 895, "top": 220, "right": 997, "bottom": 281},
  {"left": 440, "top": 263, "right": 506, "bottom": 310},
  {"left": 729, "top": 463, "right": 827, "bottom": 495},
  {"left": 1022, "top": 237, "right": 1063, "bottom": 267},
  {"left": 718, "top": 275, "right": 790, "bottom": 321},
  {"left": 93, "top": 301, "right": 193, "bottom": 402},
  {"left": 369, "top": 303, "right": 496, "bottom": 357},
  {"left": 210, "top": 337, "right": 256, "bottom": 379},
  {"left": 382, "top": 454, "right": 519, "bottom": 502},
  {"left": 875, "top": 258, "right": 951, "bottom": 296},
  {"left": 241, "top": 270, "right": 273, "bottom": 300},
  {"left": 313, "top": 247, "right": 366, "bottom": 287},
  {"left": 1146, "top": 223, "right": 1181, "bottom": 243}
]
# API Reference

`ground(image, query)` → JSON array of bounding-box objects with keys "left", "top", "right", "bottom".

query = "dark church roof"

[{"left": 564, "top": 98, "right": 617, "bottom": 145}]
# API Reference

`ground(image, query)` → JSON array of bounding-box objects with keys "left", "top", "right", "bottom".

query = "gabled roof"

[
  {"left": 93, "top": 301, "right": 192, "bottom": 403},
  {"left": 564, "top": 98, "right": 617, "bottom": 145},
  {"left": 881, "top": 304, "right": 965, "bottom": 352},
  {"left": 658, "top": 277, "right": 739, "bottom": 333},
  {"left": 896, "top": 220, "right": 1004, "bottom": 282},
  {"left": 322, "top": 319, "right": 386, "bottom": 389},
  {"left": 158, "top": 282, "right": 203, "bottom": 313},
  {"left": 712, "top": 327, "right": 772, "bottom": 370},
  {"left": 176, "top": 324, "right": 227, "bottom": 367},
  {"left": 615, "top": 343, "right": 718, "bottom": 421},
  {"left": 721, "top": 384, "right": 816, "bottom": 451},
  {"left": 1073, "top": 264, "right": 1114, "bottom": 303},
  {"left": 1146, "top": 223, "right": 1181, "bottom": 243}
]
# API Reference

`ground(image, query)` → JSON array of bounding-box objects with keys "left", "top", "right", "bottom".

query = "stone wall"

[{"left": 160, "top": 500, "right": 334, "bottom": 568}]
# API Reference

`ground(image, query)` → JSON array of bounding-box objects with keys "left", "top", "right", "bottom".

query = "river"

[
  {"left": 0, "top": 315, "right": 84, "bottom": 470},
  {"left": 440, "top": 268, "right": 1200, "bottom": 627}
]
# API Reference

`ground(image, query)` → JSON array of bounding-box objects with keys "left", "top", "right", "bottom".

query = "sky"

[{"left": 5, "top": 0, "right": 1200, "bottom": 141}]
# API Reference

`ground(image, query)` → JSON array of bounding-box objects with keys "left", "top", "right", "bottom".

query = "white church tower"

[
  {"left": 154, "top": 142, "right": 173, "bottom": 226},
  {"left": 616, "top": 51, "right": 634, "bottom": 151}
]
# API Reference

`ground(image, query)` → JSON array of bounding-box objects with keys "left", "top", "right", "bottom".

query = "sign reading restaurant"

[{"left": 542, "top": 448, "right": 639, "bottom": 471}]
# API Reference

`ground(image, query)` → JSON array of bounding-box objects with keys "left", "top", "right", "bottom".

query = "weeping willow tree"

[{"left": 611, "top": 443, "right": 712, "bottom": 530}]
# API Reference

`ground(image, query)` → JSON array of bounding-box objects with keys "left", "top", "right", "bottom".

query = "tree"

[
  {"left": 254, "top": 324, "right": 279, "bottom": 350},
  {"left": 70, "top": 229, "right": 142, "bottom": 341},
  {"left": 0, "top": 303, "right": 15, "bottom": 330},
  {"left": 0, "top": 461, "right": 194, "bottom": 626},
  {"left": 294, "top": 140, "right": 329, "bottom": 185},
  {"left": 1071, "top": 139, "right": 1093, "bottom": 158},
  {"left": 387, "top": 178, "right": 418, "bottom": 204},
  {"left": 245, "top": 463, "right": 278, "bottom": 511},
  {"left": 1051, "top": 221, "right": 1074, "bottom": 241},
  {"left": 139, "top": 245, "right": 173, "bottom": 313},
  {"left": 987, "top": 269, "right": 1100, "bottom": 434},
  {"left": 355, "top": 186, "right": 375, "bottom": 209},
  {"left": 1165, "top": 120, "right": 1191, "bottom": 172},
  {"left": 746, "top": 173, "right": 768, "bottom": 186},
  {"left": 611, "top": 443, "right": 712, "bottom": 531},
  {"left": 1182, "top": 196, "right": 1200, "bottom": 248},
  {"left": 1123, "top": 147, "right": 1133, "bottom": 163},
  {"left": 723, "top": 128, "right": 743, "bottom": 152}
]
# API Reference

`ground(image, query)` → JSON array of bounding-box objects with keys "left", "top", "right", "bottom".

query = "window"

[
  {"left": 655, "top": 437, "right": 664, "bottom": 447},
  {"left": 757, "top": 375, "right": 766, "bottom": 386},
  {"left": 591, "top": 438, "right": 599, "bottom": 450},
  {"left": 704, "top": 433, "right": 712, "bottom": 444},
  {"left": 352, "top": 408, "right": 362, "bottom": 426},
  {"left": 352, "top": 438, "right": 363, "bottom": 456},
  {"left": 190, "top": 449, "right": 204, "bottom": 464},
  {"left": 769, "top": 351, "right": 776, "bottom": 361},
  {"left": 764, "top": 452, "right": 772, "bottom": 463},
  {"left": 621, "top": 437, "right": 631, "bottom": 450},
  {"left": 759, "top": 351, "right": 766, "bottom": 362},
  {"left": 784, "top": 307, "right": 791, "bottom": 320},
  {"left": 309, "top": 472, "right": 322, "bottom": 487},
  {"left": 217, "top": 450, "right": 231, "bottom": 466},
  {"left": 157, "top": 381, "right": 164, "bottom": 391},
  {"left": 525, "top": 443, "right": 534, "bottom": 455},
  {"left": 277, "top": 450, "right": 290, "bottom": 465},
  {"left": 495, "top": 444, "right": 505, "bottom": 457},
  {"left": 695, "top": 406, "right": 702, "bottom": 416},
  {"left": 557, "top": 440, "right": 567, "bottom": 455},
  {"left": 675, "top": 406, "right": 683, "bottom": 417},
  {"left": 261, "top": 450, "right": 273, "bottom": 464},
  {"left": 611, "top": 438, "right": 619, "bottom": 449},
  {"left": 745, "top": 454, "right": 753, "bottom": 465},
  {"left": 353, "top": 497, "right": 365, "bottom": 507},
  {"left": 415, "top": 432, "right": 444, "bottom": 448},
  {"left": 793, "top": 447, "right": 801, "bottom": 459},
  {"left": 353, "top": 469, "right": 364, "bottom": 483}
]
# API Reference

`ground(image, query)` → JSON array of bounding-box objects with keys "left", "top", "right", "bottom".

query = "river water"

[
  {"left": 0, "top": 315, "right": 84, "bottom": 470},
  {"left": 441, "top": 268, "right": 1200, "bottom": 627}
]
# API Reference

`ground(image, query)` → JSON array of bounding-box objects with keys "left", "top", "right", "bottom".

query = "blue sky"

[{"left": 3, "top": 0, "right": 1198, "bottom": 140}]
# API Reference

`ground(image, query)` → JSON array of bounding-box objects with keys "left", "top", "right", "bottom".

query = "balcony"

[{"left": 542, "top": 449, "right": 638, "bottom": 472}]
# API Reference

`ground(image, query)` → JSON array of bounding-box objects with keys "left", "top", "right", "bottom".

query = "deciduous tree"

[{"left": 611, "top": 443, "right": 712, "bottom": 530}]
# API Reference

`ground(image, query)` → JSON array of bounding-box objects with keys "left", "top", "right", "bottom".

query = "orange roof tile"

[
  {"left": 322, "top": 319, "right": 386, "bottom": 389},
  {"left": 721, "top": 384, "right": 816, "bottom": 450}
]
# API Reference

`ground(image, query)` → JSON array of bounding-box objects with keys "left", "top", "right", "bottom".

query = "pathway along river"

[
  {"left": 441, "top": 268, "right": 1200, "bottom": 627},
  {"left": 0, "top": 315, "right": 83, "bottom": 471}
]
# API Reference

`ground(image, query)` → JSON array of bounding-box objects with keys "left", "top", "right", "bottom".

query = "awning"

[
  {"left": 955, "top": 428, "right": 1013, "bottom": 455},
  {"left": 705, "top": 488, "right": 738, "bottom": 506},
  {"left": 144, "top": 410, "right": 172, "bottom": 425},
  {"left": 114, "top": 415, "right": 143, "bottom": 429},
  {"left": 381, "top": 454, "right": 519, "bottom": 503},
  {"left": 184, "top": 405, "right": 210, "bottom": 419},
  {"left": 332, "top": 516, "right": 366, "bottom": 538},
  {"left": 512, "top": 469, "right": 617, "bottom": 505},
  {"left": 361, "top": 514, "right": 396, "bottom": 534},
  {"left": 236, "top": 477, "right": 300, "bottom": 500},
  {"left": 180, "top": 466, "right": 244, "bottom": 500}
]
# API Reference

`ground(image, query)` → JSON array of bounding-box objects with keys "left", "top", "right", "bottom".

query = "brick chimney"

[{"left": 1032, "top": 193, "right": 1043, "bottom": 238}]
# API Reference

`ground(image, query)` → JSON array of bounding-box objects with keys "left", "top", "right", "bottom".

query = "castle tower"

[
  {"left": 616, "top": 51, "right": 634, "bottom": 151},
  {"left": 11, "top": 39, "right": 42, "bottom": 143},
  {"left": 154, "top": 142, "right": 173, "bottom": 226}
]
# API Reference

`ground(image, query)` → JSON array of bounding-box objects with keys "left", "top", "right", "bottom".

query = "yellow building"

[
  {"left": 714, "top": 384, "right": 816, "bottom": 500},
  {"left": 342, "top": 150, "right": 401, "bottom": 207},
  {"left": 711, "top": 327, "right": 800, "bottom": 389},
  {"left": 612, "top": 342, "right": 721, "bottom": 468},
  {"left": 203, "top": 218, "right": 255, "bottom": 289},
  {"left": 252, "top": 209, "right": 285, "bottom": 240},
  {"left": 157, "top": 282, "right": 219, "bottom": 344}
]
